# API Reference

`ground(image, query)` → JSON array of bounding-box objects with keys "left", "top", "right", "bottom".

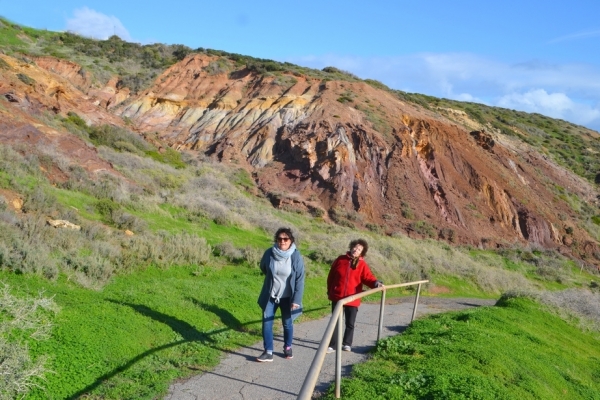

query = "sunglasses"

[{"left": 276, "top": 237, "right": 290, "bottom": 242}]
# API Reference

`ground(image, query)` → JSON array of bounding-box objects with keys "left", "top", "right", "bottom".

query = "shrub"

[
  {"left": 241, "top": 246, "right": 262, "bottom": 268},
  {"left": 110, "top": 209, "right": 147, "bottom": 232},
  {"left": 95, "top": 198, "right": 120, "bottom": 219},
  {"left": 214, "top": 241, "right": 243, "bottom": 262},
  {"left": 440, "top": 227, "right": 455, "bottom": 242},
  {"left": 65, "top": 112, "right": 87, "bottom": 129},
  {"left": 17, "top": 73, "right": 35, "bottom": 86},
  {"left": 310, "top": 207, "right": 325, "bottom": 218},
  {"left": 204, "top": 59, "right": 231, "bottom": 75},
  {"left": 22, "top": 187, "right": 59, "bottom": 214},
  {"left": 401, "top": 202, "right": 414, "bottom": 219},
  {"left": 364, "top": 79, "right": 390, "bottom": 91},
  {"left": 382, "top": 213, "right": 395, "bottom": 221},
  {"left": 410, "top": 220, "right": 436, "bottom": 238},
  {"left": 366, "top": 223, "right": 382, "bottom": 234},
  {"left": 0, "top": 283, "right": 59, "bottom": 399},
  {"left": 88, "top": 125, "right": 151, "bottom": 153}
]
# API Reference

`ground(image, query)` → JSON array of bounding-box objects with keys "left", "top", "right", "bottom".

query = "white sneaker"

[
  {"left": 342, "top": 345, "right": 351, "bottom": 352},
  {"left": 326, "top": 347, "right": 335, "bottom": 354}
]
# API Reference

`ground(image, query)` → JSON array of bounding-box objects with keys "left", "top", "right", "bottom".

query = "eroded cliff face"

[
  {"left": 0, "top": 54, "right": 119, "bottom": 178},
  {"left": 1, "top": 52, "right": 598, "bottom": 263},
  {"left": 115, "top": 54, "right": 599, "bottom": 260}
]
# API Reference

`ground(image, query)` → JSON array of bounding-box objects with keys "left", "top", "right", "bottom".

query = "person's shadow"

[{"left": 67, "top": 298, "right": 326, "bottom": 398}]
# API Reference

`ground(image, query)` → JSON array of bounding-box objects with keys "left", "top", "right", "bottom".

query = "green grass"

[
  {"left": 51, "top": 188, "right": 103, "bottom": 221},
  {"left": 130, "top": 203, "right": 271, "bottom": 248},
  {"left": 2, "top": 17, "right": 600, "bottom": 399},
  {"left": 323, "top": 297, "right": 600, "bottom": 399},
  {"left": 429, "top": 274, "right": 495, "bottom": 298},
  {"left": 2, "top": 263, "right": 329, "bottom": 399},
  {"left": 145, "top": 149, "right": 186, "bottom": 169}
]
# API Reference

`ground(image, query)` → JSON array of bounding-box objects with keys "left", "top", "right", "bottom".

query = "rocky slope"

[{"left": 0, "top": 50, "right": 598, "bottom": 265}]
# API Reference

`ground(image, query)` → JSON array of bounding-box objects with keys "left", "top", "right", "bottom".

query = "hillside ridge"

[{"left": 0, "top": 20, "right": 598, "bottom": 266}]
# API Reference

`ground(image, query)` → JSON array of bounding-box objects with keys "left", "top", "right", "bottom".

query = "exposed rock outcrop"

[{"left": 0, "top": 52, "right": 598, "bottom": 265}]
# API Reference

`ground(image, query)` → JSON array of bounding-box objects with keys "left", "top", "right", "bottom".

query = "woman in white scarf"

[{"left": 256, "top": 227, "right": 305, "bottom": 362}]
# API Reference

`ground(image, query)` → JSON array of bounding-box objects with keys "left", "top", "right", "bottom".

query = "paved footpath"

[{"left": 165, "top": 297, "right": 495, "bottom": 400}]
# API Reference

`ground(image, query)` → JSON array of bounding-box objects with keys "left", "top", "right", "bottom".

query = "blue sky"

[{"left": 3, "top": 1, "right": 600, "bottom": 131}]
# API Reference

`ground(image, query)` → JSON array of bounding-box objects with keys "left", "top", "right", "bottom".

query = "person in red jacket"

[{"left": 326, "top": 239, "right": 383, "bottom": 352}]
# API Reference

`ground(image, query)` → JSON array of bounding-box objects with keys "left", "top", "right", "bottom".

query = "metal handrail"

[{"left": 297, "top": 279, "right": 429, "bottom": 400}]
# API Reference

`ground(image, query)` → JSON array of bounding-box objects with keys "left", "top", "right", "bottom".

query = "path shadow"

[
  {"left": 67, "top": 299, "right": 327, "bottom": 398},
  {"left": 386, "top": 324, "right": 409, "bottom": 334},
  {"left": 115, "top": 301, "right": 212, "bottom": 342},
  {"left": 458, "top": 301, "right": 487, "bottom": 307},
  {"left": 189, "top": 298, "right": 244, "bottom": 331}
]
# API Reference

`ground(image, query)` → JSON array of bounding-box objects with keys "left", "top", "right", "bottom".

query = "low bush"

[
  {"left": 0, "top": 283, "right": 59, "bottom": 399},
  {"left": 409, "top": 220, "right": 436, "bottom": 238},
  {"left": 214, "top": 241, "right": 243, "bottom": 262}
]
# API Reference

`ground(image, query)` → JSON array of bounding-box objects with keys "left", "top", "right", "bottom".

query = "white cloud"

[
  {"left": 288, "top": 52, "right": 600, "bottom": 131},
  {"left": 66, "top": 7, "right": 131, "bottom": 41},
  {"left": 497, "top": 89, "right": 600, "bottom": 126},
  {"left": 548, "top": 29, "right": 600, "bottom": 44}
]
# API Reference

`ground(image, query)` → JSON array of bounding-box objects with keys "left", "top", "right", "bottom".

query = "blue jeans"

[{"left": 262, "top": 297, "right": 293, "bottom": 351}]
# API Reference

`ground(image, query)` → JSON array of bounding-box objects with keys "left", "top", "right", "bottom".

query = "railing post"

[
  {"left": 411, "top": 283, "right": 422, "bottom": 322},
  {"left": 298, "top": 280, "right": 428, "bottom": 400},
  {"left": 335, "top": 311, "right": 343, "bottom": 398},
  {"left": 377, "top": 287, "right": 386, "bottom": 341}
]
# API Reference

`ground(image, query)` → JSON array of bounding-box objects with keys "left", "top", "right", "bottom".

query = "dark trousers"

[{"left": 329, "top": 301, "right": 358, "bottom": 347}]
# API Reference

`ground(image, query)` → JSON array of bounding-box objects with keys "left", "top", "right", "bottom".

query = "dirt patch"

[
  {"left": 428, "top": 285, "right": 452, "bottom": 295},
  {"left": 0, "top": 188, "right": 23, "bottom": 212}
]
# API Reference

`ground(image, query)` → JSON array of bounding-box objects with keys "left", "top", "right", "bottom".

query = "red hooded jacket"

[{"left": 327, "top": 252, "right": 379, "bottom": 307}]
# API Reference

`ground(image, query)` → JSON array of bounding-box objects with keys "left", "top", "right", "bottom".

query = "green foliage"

[
  {"left": 95, "top": 198, "right": 120, "bottom": 219},
  {"left": 409, "top": 220, "right": 436, "bottom": 238},
  {"left": 366, "top": 223, "right": 383, "bottom": 234},
  {"left": 1, "top": 259, "right": 328, "bottom": 399},
  {"left": 364, "top": 79, "right": 390, "bottom": 91},
  {"left": 2, "top": 18, "right": 600, "bottom": 399},
  {"left": 204, "top": 58, "right": 232, "bottom": 75},
  {"left": 336, "top": 90, "right": 355, "bottom": 104},
  {"left": 230, "top": 168, "right": 255, "bottom": 191},
  {"left": 65, "top": 111, "right": 87, "bottom": 129},
  {"left": 355, "top": 102, "right": 392, "bottom": 136},
  {"left": 407, "top": 95, "right": 600, "bottom": 185},
  {"left": 88, "top": 125, "right": 151, "bottom": 153},
  {"left": 439, "top": 227, "right": 455, "bottom": 242},
  {"left": 0, "top": 283, "right": 58, "bottom": 399},
  {"left": 400, "top": 202, "right": 414, "bottom": 219},
  {"left": 145, "top": 148, "right": 186, "bottom": 169},
  {"left": 322, "top": 66, "right": 359, "bottom": 80},
  {"left": 0, "top": 19, "right": 192, "bottom": 94},
  {"left": 324, "top": 297, "right": 600, "bottom": 399},
  {"left": 16, "top": 73, "right": 35, "bottom": 86},
  {"left": 1, "top": 131, "right": 598, "bottom": 399}
]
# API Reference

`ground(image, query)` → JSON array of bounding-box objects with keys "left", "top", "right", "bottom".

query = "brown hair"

[{"left": 349, "top": 239, "right": 368, "bottom": 257}]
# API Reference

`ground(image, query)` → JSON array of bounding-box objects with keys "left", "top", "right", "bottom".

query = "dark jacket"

[
  {"left": 327, "top": 253, "right": 379, "bottom": 307},
  {"left": 257, "top": 247, "right": 305, "bottom": 316}
]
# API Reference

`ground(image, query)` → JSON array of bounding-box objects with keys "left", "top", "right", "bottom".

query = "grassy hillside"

[
  {"left": 0, "top": 16, "right": 361, "bottom": 95},
  {"left": 322, "top": 295, "right": 600, "bottom": 399},
  {"left": 1, "top": 118, "right": 598, "bottom": 398},
  {"left": 1, "top": 17, "right": 600, "bottom": 400}
]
